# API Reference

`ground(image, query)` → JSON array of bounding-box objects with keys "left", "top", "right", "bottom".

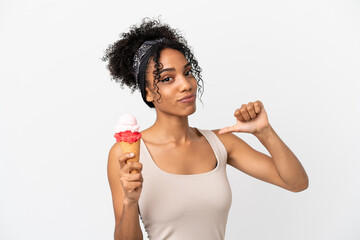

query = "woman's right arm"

[{"left": 107, "top": 142, "right": 143, "bottom": 240}]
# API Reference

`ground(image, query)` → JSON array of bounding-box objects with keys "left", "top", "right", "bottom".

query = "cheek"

[
  {"left": 191, "top": 77, "right": 198, "bottom": 90},
  {"left": 150, "top": 84, "right": 172, "bottom": 106},
  {"left": 157, "top": 87, "right": 173, "bottom": 103}
]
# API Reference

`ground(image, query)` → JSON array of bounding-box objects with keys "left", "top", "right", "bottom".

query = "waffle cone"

[{"left": 119, "top": 139, "right": 140, "bottom": 174}]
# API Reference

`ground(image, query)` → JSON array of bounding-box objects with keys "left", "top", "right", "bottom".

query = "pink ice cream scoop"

[
  {"left": 114, "top": 113, "right": 140, "bottom": 133},
  {"left": 114, "top": 113, "right": 141, "bottom": 174}
]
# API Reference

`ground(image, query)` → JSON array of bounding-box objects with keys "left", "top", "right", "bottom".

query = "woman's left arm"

[{"left": 218, "top": 100, "right": 309, "bottom": 192}]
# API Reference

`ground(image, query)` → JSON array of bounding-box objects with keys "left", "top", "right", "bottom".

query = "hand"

[
  {"left": 219, "top": 100, "right": 271, "bottom": 135},
  {"left": 118, "top": 152, "right": 143, "bottom": 203}
]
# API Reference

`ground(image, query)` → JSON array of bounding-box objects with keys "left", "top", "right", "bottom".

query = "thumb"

[{"left": 218, "top": 125, "right": 237, "bottom": 134}]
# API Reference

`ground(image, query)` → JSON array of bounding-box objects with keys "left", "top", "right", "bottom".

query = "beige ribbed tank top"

[{"left": 138, "top": 129, "right": 232, "bottom": 240}]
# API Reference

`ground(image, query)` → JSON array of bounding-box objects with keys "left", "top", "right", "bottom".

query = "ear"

[{"left": 145, "top": 87, "right": 154, "bottom": 102}]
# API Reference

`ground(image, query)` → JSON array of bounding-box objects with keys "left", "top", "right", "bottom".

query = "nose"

[{"left": 178, "top": 75, "right": 192, "bottom": 92}]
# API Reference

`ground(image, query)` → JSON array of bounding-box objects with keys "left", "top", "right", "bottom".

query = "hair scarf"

[{"left": 133, "top": 38, "right": 166, "bottom": 107}]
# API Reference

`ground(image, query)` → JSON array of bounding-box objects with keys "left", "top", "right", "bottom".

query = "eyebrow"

[{"left": 159, "top": 63, "right": 191, "bottom": 74}]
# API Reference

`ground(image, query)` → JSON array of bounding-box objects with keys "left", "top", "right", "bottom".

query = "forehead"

[{"left": 148, "top": 48, "right": 188, "bottom": 69}]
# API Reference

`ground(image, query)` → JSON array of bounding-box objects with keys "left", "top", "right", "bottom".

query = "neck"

[{"left": 150, "top": 112, "right": 195, "bottom": 144}]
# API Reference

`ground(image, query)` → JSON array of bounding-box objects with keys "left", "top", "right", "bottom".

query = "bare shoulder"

[
  {"left": 211, "top": 128, "right": 241, "bottom": 141},
  {"left": 211, "top": 129, "right": 249, "bottom": 153},
  {"left": 108, "top": 141, "right": 123, "bottom": 159},
  {"left": 210, "top": 128, "right": 264, "bottom": 168},
  {"left": 140, "top": 128, "right": 154, "bottom": 143}
]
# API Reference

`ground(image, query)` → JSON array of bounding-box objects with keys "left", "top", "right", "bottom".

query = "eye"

[
  {"left": 185, "top": 69, "right": 193, "bottom": 76},
  {"left": 160, "top": 77, "right": 172, "bottom": 82}
]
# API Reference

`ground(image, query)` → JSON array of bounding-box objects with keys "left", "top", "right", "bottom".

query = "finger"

[
  {"left": 122, "top": 181, "right": 143, "bottom": 192},
  {"left": 254, "top": 101, "right": 261, "bottom": 113},
  {"left": 123, "top": 161, "right": 143, "bottom": 174},
  {"left": 234, "top": 109, "right": 245, "bottom": 122},
  {"left": 218, "top": 125, "right": 237, "bottom": 134},
  {"left": 118, "top": 153, "right": 135, "bottom": 168},
  {"left": 240, "top": 104, "right": 251, "bottom": 121},
  {"left": 121, "top": 173, "right": 143, "bottom": 182},
  {"left": 247, "top": 102, "right": 257, "bottom": 118},
  {"left": 129, "top": 162, "right": 143, "bottom": 172},
  {"left": 129, "top": 182, "right": 143, "bottom": 192}
]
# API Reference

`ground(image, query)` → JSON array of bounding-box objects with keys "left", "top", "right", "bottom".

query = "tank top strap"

[
  {"left": 140, "top": 139, "right": 156, "bottom": 171},
  {"left": 197, "top": 129, "right": 228, "bottom": 165}
]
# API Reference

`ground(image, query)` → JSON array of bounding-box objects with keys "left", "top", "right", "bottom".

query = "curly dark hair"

[{"left": 102, "top": 18, "right": 204, "bottom": 108}]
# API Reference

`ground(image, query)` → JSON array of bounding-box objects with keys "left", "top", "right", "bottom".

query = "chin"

[
  {"left": 180, "top": 104, "right": 196, "bottom": 116},
  {"left": 155, "top": 102, "right": 197, "bottom": 117}
]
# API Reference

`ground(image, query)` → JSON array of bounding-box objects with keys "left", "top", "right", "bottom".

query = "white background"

[{"left": 1, "top": 0, "right": 359, "bottom": 239}]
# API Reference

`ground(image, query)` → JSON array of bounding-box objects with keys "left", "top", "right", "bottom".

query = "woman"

[{"left": 103, "top": 19, "right": 308, "bottom": 240}]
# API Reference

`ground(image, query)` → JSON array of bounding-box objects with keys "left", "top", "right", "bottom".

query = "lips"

[{"left": 178, "top": 94, "right": 196, "bottom": 102}]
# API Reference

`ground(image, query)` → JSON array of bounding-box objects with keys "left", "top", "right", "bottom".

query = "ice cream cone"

[
  {"left": 119, "top": 140, "right": 140, "bottom": 174},
  {"left": 114, "top": 113, "right": 142, "bottom": 174}
]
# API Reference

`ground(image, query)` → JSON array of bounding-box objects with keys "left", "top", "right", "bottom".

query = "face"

[{"left": 145, "top": 48, "right": 197, "bottom": 117}]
